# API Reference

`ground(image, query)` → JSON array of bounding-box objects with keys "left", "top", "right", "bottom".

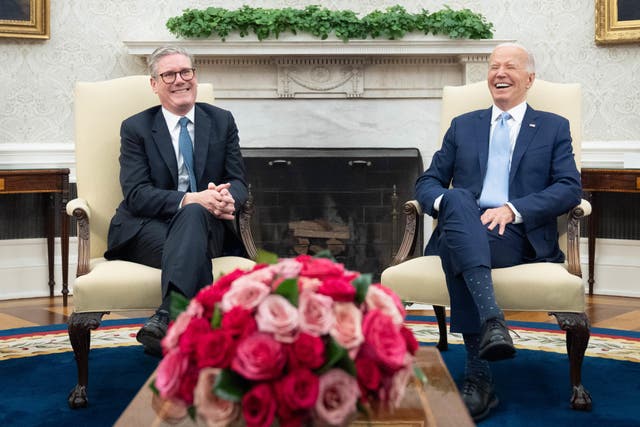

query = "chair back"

[
  {"left": 439, "top": 79, "right": 582, "bottom": 253},
  {"left": 73, "top": 75, "right": 214, "bottom": 258}
]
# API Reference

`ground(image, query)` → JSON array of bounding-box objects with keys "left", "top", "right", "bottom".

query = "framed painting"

[
  {"left": 0, "top": 0, "right": 49, "bottom": 39},
  {"left": 596, "top": 0, "right": 640, "bottom": 44}
]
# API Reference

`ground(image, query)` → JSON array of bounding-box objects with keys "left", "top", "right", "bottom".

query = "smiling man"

[
  {"left": 415, "top": 43, "right": 581, "bottom": 421},
  {"left": 103, "top": 46, "right": 248, "bottom": 357}
]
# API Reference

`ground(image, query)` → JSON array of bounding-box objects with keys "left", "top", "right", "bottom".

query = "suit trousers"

[
  {"left": 433, "top": 188, "right": 529, "bottom": 333},
  {"left": 115, "top": 204, "right": 225, "bottom": 301}
]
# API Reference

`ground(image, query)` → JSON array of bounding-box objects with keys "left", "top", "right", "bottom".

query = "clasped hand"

[
  {"left": 480, "top": 204, "right": 515, "bottom": 236},
  {"left": 183, "top": 182, "right": 236, "bottom": 220}
]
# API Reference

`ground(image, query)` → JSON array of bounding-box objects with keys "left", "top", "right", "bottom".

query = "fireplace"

[{"left": 243, "top": 148, "right": 423, "bottom": 279}]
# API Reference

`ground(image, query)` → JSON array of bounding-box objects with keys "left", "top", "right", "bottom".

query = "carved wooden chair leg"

[
  {"left": 433, "top": 305, "right": 449, "bottom": 351},
  {"left": 551, "top": 312, "right": 592, "bottom": 411},
  {"left": 67, "top": 311, "right": 107, "bottom": 409}
]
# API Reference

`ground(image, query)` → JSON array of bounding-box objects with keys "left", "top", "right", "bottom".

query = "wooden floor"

[{"left": 1, "top": 294, "right": 640, "bottom": 332}]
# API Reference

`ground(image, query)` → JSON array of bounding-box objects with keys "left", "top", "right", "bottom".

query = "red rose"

[
  {"left": 296, "top": 255, "right": 345, "bottom": 280},
  {"left": 275, "top": 369, "right": 319, "bottom": 411},
  {"left": 221, "top": 306, "right": 257, "bottom": 340},
  {"left": 287, "top": 332, "right": 325, "bottom": 370},
  {"left": 178, "top": 317, "right": 212, "bottom": 356},
  {"left": 400, "top": 325, "right": 419, "bottom": 355},
  {"left": 317, "top": 277, "right": 356, "bottom": 302},
  {"left": 355, "top": 357, "right": 382, "bottom": 392},
  {"left": 361, "top": 310, "right": 407, "bottom": 372},
  {"left": 242, "top": 383, "right": 277, "bottom": 427},
  {"left": 232, "top": 332, "right": 286, "bottom": 381},
  {"left": 196, "top": 268, "right": 247, "bottom": 310},
  {"left": 195, "top": 329, "right": 235, "bottom": 369},
  {"left": 176, "top": 364, "right": 199, "bottom": 405}
]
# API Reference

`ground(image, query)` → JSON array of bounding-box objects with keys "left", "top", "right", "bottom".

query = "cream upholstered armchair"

[
  {"left": 67, "top": 76, "right": 258, "bottom": 408},
  {"left": 381, "top": 79, "right": 592, "bottom": 411}
]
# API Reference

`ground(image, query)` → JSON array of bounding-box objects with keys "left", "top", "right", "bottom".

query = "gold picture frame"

[
  {"left": 0, "top": 0, "right": 49, "bottom": 39},
  {"left": 596, "top": 0, "right": 640, "bottom": 44}
]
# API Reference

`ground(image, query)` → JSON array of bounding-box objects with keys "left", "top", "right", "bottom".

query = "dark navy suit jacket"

[
  {"left": 105, "top": 102, "right": 248, "bottom": 256},
  {"left": 416, "top": 105, "right": 582, "bottom": 263}
]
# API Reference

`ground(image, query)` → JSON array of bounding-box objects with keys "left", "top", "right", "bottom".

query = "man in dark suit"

[
  {"left": 415, "top": 43, "right": 581, "bottom": 420},
  {"left": 104, "top": 46, "right": 248, "bottom": 357}
]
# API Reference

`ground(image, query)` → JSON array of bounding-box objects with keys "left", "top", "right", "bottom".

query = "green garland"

[{"left": 166, "top": 5, "right": 494, "bottom": 42}]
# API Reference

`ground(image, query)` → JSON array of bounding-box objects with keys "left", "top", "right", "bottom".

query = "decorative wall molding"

[{"left": 123, "top": 38, "right": 509, "bottom": 99}]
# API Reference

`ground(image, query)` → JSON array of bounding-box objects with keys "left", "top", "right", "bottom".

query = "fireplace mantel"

[{"left": 124, "top": 37, "right": 508, "bottom": 99}]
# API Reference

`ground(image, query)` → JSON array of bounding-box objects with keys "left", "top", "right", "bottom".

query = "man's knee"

[{"left": 441, "top": 188, "right": 477, "bottom": 211}]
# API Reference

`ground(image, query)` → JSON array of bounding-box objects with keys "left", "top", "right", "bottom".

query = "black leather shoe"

[
  {"left": 461, "top": 376, "right": 499, "bottom": 421},
  {"left": 136, "top": 310, "right": 170, "bottom": 357},
  {"left": 478, "top": 317, "right": 515, "bottom": 361}
]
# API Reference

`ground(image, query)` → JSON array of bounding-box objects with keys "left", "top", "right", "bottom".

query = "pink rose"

[
  {"left": 255, "top": 294, "right": 299, "bottom": 343},
  {"left": 270, "top": 258, "right": 303, "bottom": 279},
  {"left": 385, "top": 355, "right": 414, "bottom": 407},
  {"left": 155, "top": 348, "right": 189, "bottom": 400},
  {"left": 152, "top": 393, "right": 188, "bottom": 423},
  {"left": 314, "top": 369, "right": 359, "bottom": 426},
  {"left": 195, "top": 328, "right": 235, "bottom": 369},
  {"left": 330, "top": 302, "right": 364, "bottom": 356},
  {"left": 317, "top": 277, "right": 356, "bottom": 302},
  {"left": 193, "top": 368, "right": 241, "bottom": 427},
  {"left": 298, "top": 290, "right": 334, "bottom": 336},
  {"left": 365, "top": 285, "right": 404, "bottom": 325},
  {"left": 220, "top": 278, "right": 270, "bottom": 312},
  {"left": 244, "top": 264, "right": 277, "bottom": 285},
  {"left": 298, "top": 276, "right": 323, "bottom": 293},
  {"left": 275, "top": 368, "right": 319, "bottom": 411},
  {"left": 361, "top": 310, "right": 407, "bottom": 372},
  {"left": 232, "top": 332, "right": 286, "bottom": 381},
  {"left": 196, "top": 268, "right": 247, "bottom": 311},
  {"left": 162, "top": 299, "right": 203, "bottom": 351},
  {"left": 221, "top": 305, "right": 257, "bottom": 340},
  {"left": 242, "top": 383, "right": 277, "bottom": 427},
  {"left": 287, "top": 332, "right": 325, "bottom": 370}
]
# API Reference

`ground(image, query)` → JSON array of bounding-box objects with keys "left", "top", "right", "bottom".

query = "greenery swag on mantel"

[{"left": 166, "top": 5, "right": 494, "bottom": 42}]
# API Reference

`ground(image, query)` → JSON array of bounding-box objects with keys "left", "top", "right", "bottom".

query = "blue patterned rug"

[{"left": 1, "top": 316, "right": 639, "bottom": 426}]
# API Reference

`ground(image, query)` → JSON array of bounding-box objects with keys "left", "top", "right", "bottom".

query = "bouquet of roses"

[{"left": 151, "top": 252, "right": 420, "bottom": 427}]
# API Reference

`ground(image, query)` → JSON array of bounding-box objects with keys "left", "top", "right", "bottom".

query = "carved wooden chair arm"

[
  {"left": 390, "top": 200, "right": 422, "bottom": 266},
  {"left": 237, "top": 193, "right": 258, "bottom": 260},
  {"left": 566, "top": 198, "right": 591, "bottom": 277},
  {"left": 66, "top": 198, "right": 91, "bottom": 277}
]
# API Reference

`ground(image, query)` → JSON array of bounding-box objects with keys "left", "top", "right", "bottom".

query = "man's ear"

[
  {"left": 150, "top": 77, "right": 158, "bottom": 94},
  {"left": 526, "top": 73, "right": 536, "bottom": 89}
]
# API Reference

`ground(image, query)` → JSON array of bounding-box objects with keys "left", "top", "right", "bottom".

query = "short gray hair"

[
  {"left": 147, "top": 46, "right": 195, "bottom": 77},
  {"left": 492, "top": 42, "right": 536, "bottom": 73}
]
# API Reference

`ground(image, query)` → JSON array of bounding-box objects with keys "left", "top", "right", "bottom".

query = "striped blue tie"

[
  {"left": 178, "top": 117, "right": 197, "bottom": 192},
  {"left": 479, "top": 112, "right": 511, "bottom": 208}
]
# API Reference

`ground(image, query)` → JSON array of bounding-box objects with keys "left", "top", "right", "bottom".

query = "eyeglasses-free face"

[
  {"left": 150, "top": 53, "right": 198, "bottom": 116},
  {"left": 157, "top": 67, "right": 196, "bottom": 84}
]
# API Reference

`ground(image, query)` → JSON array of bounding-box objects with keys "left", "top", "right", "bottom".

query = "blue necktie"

[
  {"left": 178, "top": 117, "right": 197, "bottom": 192},
  {"left": 479, "top": 112, "right": 511, "bottom": 208}
]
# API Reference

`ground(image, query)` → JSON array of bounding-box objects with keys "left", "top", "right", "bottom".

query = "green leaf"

[
  {"left": 318, "top": 336, "right": 355, "bottom": 375},
  {"left": 256, "top": 248, "right": 279, "bottom": 265},
  {"left": 213, "top": 369, "right": 251, "bottom": 402},
  {"left": 313, "top": 249, "right": 334, "bottom": 260},
  {"left": 274, "top": 277, "right": 299, "bottom": 306},
  {"left": 413, "top": 363, "right": 428, "bottom": 384},
  {"left": 211, "top": 304, "right": 222, "bottom": 329},
  {"left": 169, "top": 290, "right": 190, "bottom": 320},
  {"left": 352, "top": 273, "right": 371, "bottom": 305}
]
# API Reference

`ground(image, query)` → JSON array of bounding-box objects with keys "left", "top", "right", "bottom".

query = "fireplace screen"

[{"left": 243, "top": 148, "right": 423, "bottom": 279}]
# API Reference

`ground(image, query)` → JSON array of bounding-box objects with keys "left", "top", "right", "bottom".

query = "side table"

[
  {"left": 0, "top": 168, "right": 70, "bottom": 306},
  {"left": 581, "top": 168, "right": 640, "bottom": 295}
]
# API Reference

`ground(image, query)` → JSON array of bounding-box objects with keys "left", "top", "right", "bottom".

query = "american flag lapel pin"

[{"left": 529, "top": 123, "right": 536, "bottom": 128}]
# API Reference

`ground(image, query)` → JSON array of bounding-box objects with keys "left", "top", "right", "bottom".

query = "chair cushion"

[
  {"left": 73, "top": 256, "right": 256, "bottom": 312},
  {"left": 381, "top": 256, "right": 585, "bottom": 312}
]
